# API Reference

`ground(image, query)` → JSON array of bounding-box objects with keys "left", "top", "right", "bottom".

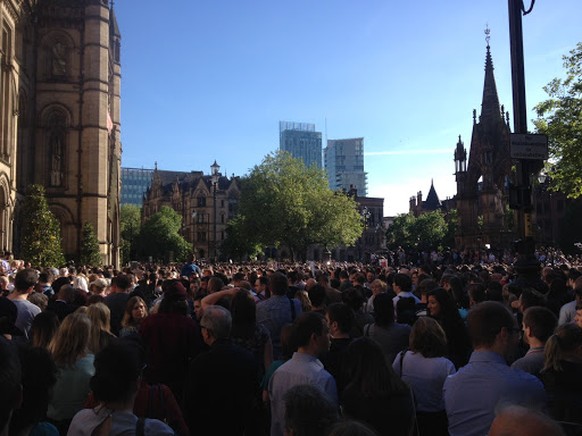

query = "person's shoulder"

[
  {"left": 394, "top": 322, "right": 412, "bottom": 332},
  {"left": 145, "top": 417, "right": 175, "bottom": 435},
  {"left": 507, "top": 364, "right": 544, "bottom": 386}
]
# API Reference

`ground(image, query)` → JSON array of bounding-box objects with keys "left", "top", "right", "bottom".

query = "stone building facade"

[
  {"left": 453, "top": 41, "right": 515, "bottom": 250},
  {"left": 0, "top": 0, "right": 121, "bottom": 265},
  {"left": 142, "top": 166, "right": 241, "bottom": 261}
]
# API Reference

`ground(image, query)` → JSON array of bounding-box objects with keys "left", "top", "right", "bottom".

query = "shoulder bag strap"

[
  {"left": 399, "top": 350, "right": 406, "bottom": 378},
  {"left": 136, "top": 417, "right": 145, "bottom": 436}
]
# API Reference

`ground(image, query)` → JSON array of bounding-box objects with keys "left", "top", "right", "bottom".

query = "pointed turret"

[
  {"left": 480, "top": 36, "right": 502, "bottom": 125},
  {"left": 425, "top": 180, "right": 441, "bottom": 210}
]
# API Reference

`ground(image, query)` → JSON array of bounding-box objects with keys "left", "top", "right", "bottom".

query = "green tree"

[
  {"left": 120, "top": 204, "right": 141, "bottom": 263},
  {"left": 558, "top": 200, "right": 582, "bottom": 254},
  {"left": 386, "top": 210, "right": 449, "bottom": 251},
  {"left": 221, "top": 215, "right": 263, "bottom": 261},
  {"left": 385, "top": 213, "right": 416, "bottom": 249},
  {"left": 534, "top": 42, "right": 582, "bottom": 198},
  {"left": 19, "top": 184, "right": 65, "bottom": 267},
  {"left": 79, "top": 222, "right": 102, "bottom": 266},
  {"left": 135, "top": 206, "right": 189, "bottom": 262},
  {"left": 414, "top": 210, "right": 448, "bottom": 251},
  {"left": 226, "top": 151, "right": 363, "bottom": 260}
]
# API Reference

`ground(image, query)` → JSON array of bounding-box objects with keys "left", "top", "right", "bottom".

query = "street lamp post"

[
  {"left": 508, "top": 0, "right": 544, "bottom": 282},
  {"left": 210, "top": 161, "right": 220, "bottom": 263}
]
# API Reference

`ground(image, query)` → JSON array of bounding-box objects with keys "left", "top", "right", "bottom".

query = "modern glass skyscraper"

[
  {"left": 121, "top": 167, "right": 155, "bottom": 206},
  {"left": 324, "top": 137, "right": 367, "bottom": 195},
  {"left": 279, "top": 121, "right": 322, "bottom": 168}
]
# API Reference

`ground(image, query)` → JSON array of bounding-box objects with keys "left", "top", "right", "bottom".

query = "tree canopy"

[
  {"left": 135, "top": 206, "right": 190, "bottom": 263},
  {"left": 19, "top": 184, "right": 65, "bottom": 267},
  {"left": 386, "top": 210, "right": 451, "bottom": 251},
  {"left": 223, "top": 151, "right": 363, "bottom": 260},
  {"left": 120, "top": 204, "right": 141, "bottom": 263},
  {"left": 79, "top": 222, "right": 102, "bottom": 266},
  {"left": 534, "top": 42, "right": 582, "bottom": 198}
]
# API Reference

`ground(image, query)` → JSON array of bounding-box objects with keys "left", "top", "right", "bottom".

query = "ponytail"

[
  {"left": 543, "top": 323, "right": 582, "bottom": 373},
  {"left": 543, "top": 334, "right": 562, "bottom": 372}
]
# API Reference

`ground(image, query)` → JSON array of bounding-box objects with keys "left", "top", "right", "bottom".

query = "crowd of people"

[{"left": 1, "top": 253, "right": 582, "bottom": 435}]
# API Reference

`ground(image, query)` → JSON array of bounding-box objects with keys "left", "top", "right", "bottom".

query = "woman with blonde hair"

[
  {"left": 540, "top": 323, "right": 582, "bottom": 424},
  {"left": 119, "top": 296, "right": 148, "bottom": 337},
  {"left": 393, "top": 316, "right": 456, "bottom": 436},
  {"left": 87, "top": 302, "right": 116, "bottom": 354},
  {"left": 47, "top": 311, "right": 95, "bottom": 433}
]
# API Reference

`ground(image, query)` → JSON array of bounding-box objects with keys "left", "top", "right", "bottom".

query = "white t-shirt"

[{"left": 67, "top": 408, "right": 174, "bottom": 436}]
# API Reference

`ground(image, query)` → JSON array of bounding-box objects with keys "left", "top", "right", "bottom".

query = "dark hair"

[
  {"left": 428, "top": 288, "right": 462, "bottom": 324},
  {"left": 0, "top": 297, "right": 17, "bottom": 336},
  {"left": 30, "top": 311, "right": 60, "bottom": 349},
  {"left": 467, "top": 301, "right": 515, "bottom": 348},
  {"left": 342, "top": 287, "right": 365, "bottom": 312},
  {"left": 522, "top": 306, "right": 557, "bottom": 343},
  {"left": 230, "top": 290, "right": 257, "bottom": 339},
  {"left": 0, "top": 337, "right": 21, "bottom": 430},
  {"left": 9, "top": 347, "right": 57, "bottom": 434},
  {"left": 393, "top": 274, "right": 412, "bottom": 293},
  {"left": 327, "top": 420, "right": 378, "bottom": 436},
  {"left": 396, "top": 297, "right": 417, "bottom": 325},
  {"left": 111, "top": 274, "right": 131, "bottom": 291},
  {"left": 38, "top": 272, "right": 51, "bottom": 284},
  {"left": 485, "top": 281, "right": 503, "bottom": 302},
  {"left": 283, "top": 385, "right": 338, "bottom": 436},
  {"left": 293, "top": 312, "right": 325, "bottom": 348},
  {"left": 280, "top": 323, "right": 297, "bottom": 360},
  {"left": 14, "top": 269, "right": 39, "bottom": 292},
  {"left": 269, "top": 272, "right": 289, "bottom": 296},
  {"left": 543, "top": 323, "right": 582, "bottom": 372},
  {"left": 343, "top": 337, "right": 408, "bottom": 398},
  {"left": 519, "top": 288, "right": 546, "bottom": 311},
  {"left": 308, "top": 284, "right": 327, "bottom": 308},
  {"left": 326, "top": 303, "right": 354, "bottom": 334},
  {"left": 373, "top": 293, "right": 394, "bottom": 326},
  {"left": 418, "top": 278, "right": 438, "bottom": 296},
  {"left": 90, "top": 339, "right": 145, "bottom": 403},
  {"left": 467, "top": 283, "right": 487, "bottom": 305}
]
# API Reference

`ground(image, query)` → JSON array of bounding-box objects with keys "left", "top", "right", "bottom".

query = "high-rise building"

[
  {"left": 279, "top": 121, "right": 322, "bottom": 168},
  {"left": 324, "top": 138, "right": 367, "bottom": 195},
  {"left": 121, "top": 166, "right": 192, "bottom": 207},
  {"left": 0, "top": 0, "right": 122, "bottom": 265}
]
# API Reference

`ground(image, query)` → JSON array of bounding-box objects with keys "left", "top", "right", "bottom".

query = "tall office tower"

[
  {"left": 324, "top": 138, "right": 367, "bottom": 195},
  {"left": 279, "top": 121, "right": 322, "bottom": 168}
]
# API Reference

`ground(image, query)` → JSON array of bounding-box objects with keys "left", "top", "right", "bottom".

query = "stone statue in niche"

[
  {"left": 51, "top": 42, "right": 67, "bottom": 76},
  {"left": 49, "top": 127, "right": 64, "bottom": 187}
]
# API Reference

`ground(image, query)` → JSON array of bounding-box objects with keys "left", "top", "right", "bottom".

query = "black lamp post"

[
  {"left": 508, "top": 0, "right": 544, "bottom": 284},
  {"left": 210, "top": 161, "right": 220, "bottom": 262}
]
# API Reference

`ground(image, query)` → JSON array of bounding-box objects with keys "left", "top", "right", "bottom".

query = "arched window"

[{"left": 46, "top": 110, "right": 67, "bottom": 187}]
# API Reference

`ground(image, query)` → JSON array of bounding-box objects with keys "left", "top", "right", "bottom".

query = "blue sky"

[{"left": 115, "top": 1, "right": 581, "bottom": 216}]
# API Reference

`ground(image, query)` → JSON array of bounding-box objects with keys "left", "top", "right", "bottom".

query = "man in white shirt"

[{"left": 269, "top": 312, "right": 337, "bottom": 436}]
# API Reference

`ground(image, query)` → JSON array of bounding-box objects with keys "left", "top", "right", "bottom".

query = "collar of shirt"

[
  {"left": 469, "top": 350, "right": 507, "bottom": 364},
  {"left": 291, "top": 351, "right": 323, "bottom": 367}
]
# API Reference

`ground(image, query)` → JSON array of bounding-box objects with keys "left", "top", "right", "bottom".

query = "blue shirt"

[
  {"left": 256, "top": 295, "right": 302, "bottom": 359},
  {"left": 443, "top": 350, "right": 546, "bottom": 436},
  {"left": 268, "top": 352, "right": 338, "bottom": 436}
]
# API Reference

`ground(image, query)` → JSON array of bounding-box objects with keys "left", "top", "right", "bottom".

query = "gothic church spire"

[{"left": 480, "top": 28, "right": 502, "bottom": 125}]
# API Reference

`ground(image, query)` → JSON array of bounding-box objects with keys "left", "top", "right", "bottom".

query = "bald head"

[{"left": 489, "top": 406, "right": 564, "bottom": 436}]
